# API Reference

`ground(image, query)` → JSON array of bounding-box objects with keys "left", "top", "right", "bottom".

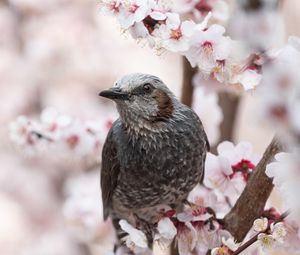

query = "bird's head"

[{"left": 99, "top": 73, "right": 176, "bottom": 126}]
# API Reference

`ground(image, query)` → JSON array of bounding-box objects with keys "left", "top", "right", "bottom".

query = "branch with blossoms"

[
  {"left": 9, "top": 107, "right": 112, "bottom": 165},
  {"left": 100, "top": 0, "right": 262, "bottom": 91},
  {"left": 223, "top": 137, "right": 283, "bottom": 241}
]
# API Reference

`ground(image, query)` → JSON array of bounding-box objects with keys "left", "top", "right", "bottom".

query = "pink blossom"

[
  {"left": 117, "top": 0, "right": 152, "bottom": 29},
  {"left": 153, "top": 12, "right": 196, "bottom": 52},
  {"left": 176, "top": 222, "right": 198, "bottom": 255},
  {"left": 63, "top": 171, "right": 113, "bottom": 243},
  {"left": 119, "top": 219, "right": 151, "bottom": 254},
  {"left": 266, "top": 151, "right": 300, "bottom": 223},
  {"left": 183, "top": 24, "right": 230, "bottom": 75},
  {"left": 259, "top": 37, "right": 300, "bottom": 145},
  {"left": 154, "top": 217, "right": 177, "bottom": 248},
  {"left": 204, "top": 141, "right": 259, "bottom": 204}
]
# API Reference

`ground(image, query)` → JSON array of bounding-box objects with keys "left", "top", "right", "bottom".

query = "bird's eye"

[{"left": 143, "top": 83, "right": 151, "bottom": 92}]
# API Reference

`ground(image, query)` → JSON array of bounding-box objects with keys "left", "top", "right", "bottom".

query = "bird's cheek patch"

[{"left": 152, "top": 90, "right": 174, "bottom": 120}]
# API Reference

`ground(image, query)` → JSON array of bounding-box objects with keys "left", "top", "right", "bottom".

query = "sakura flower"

[
  {"left": 176, "top": 222, "right": 198, "bottom": 255},
  {"left": 266, "top": 151, "right": 300, "bottom": 223},
  {"left": 259, "top": 36, "right": 300, "bottom": 145},
  {"left": 271, "top": 222, "right": 287, "bottom": 243},
  {"left": 9, "top": 116, "right": 33, "bottom": 146},
  {"left": 153, "top": 12, "right": 196, "bottom": 52},
  {"left": 63, "top": 171, "right": 113, "bottom": 243},
  {"left": 257, "top": 233, "right": 275, "bottom": 251},
  {"left": 184, "top": 24, "right": 231, "bottom": 77},
  {"left": 117, "top": 0, "right": 152, "bottom": 29},
  {"left": 177, "top": 205, "right": 211, "bottom": 223},
  {"left": 149, "top": 0, "right": 172, "bottom": 20},
  {"left": 154, "top": 217, "right": 177, "bottom": 248},
  {"left": 204, "top": 141, "right": 259, "bottom": 204},
  {"left": 221, "top": 236, "right": 240, "bottom": 251},
  {"left": 253, "top": 218, "right": 268, "bottom": 232},
  {"left": 99, "top": 0, "right": 121, "bottom": 15},
  {"left": 196, "top": 223, "right": 232, "bottom": 253},
  {"left": 187, "top": 184, "right": 229, "bottom": 217},
  {"left": 230, "top": 68, "right": 262, "bottom": 90},
  {"left": 119, "top": 220, "right": 149, "bottom": 253}
]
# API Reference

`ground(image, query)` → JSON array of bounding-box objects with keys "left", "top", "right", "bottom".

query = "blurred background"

[{"left": 0, "top": 0, "right": 300, "bottom": 254}]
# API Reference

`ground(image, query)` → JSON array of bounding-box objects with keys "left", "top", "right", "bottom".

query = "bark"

[
  {"left": 180, "top": 57, "right": 197, "bottom": 107},
  {"left": 223, "top": 137, "right": 282, "bottom": 242},
  {"left": 214, "top": 92, "right": 240, "bottom": 150}
]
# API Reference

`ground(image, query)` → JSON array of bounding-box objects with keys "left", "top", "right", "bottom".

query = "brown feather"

[{"left": 152, "top": 90, "right": 174, "bottom": 120}]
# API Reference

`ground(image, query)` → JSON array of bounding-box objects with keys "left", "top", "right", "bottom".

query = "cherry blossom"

[
  {"left": 153, "top": 12, "right": 196, "bottom": 52},
  {"left": 259, "top": 36, "right": 300, "bottom": 146},
  {"left": 172, "top": 0, "right": 229, "bottom": 23},
  {"left": 210, "top": 236, "right": 240, "bottom": 255},
  {"left": 154, "top": 217, "right": 177, "bottom": 248},
  {"left": 183, "top": 24, "right": 228, "bottom": 70},
  {"left": 187, "top": 184, "right": 229, "bottom": 218},
  {"left": 266, "top": 151, "right": 300, "bottom": 223},
  {"left": 63, "top": 171, "right": 113, "bottom": 243},
  {"left": 257, "top": 233, "right": 276, "bottom": 251},
  {"left": 176, "top": 222, "right": 198, "bottom": 255},
  {"left": 270, "top": 222, "right": 287, "bottom": 243},
  {"left": 117, "top": 0, "right": 152, "bottom": 29},
  {"left": 9, "top": 107, "right": 110, "bottom": 160},
  {"left": 119, "top": 219, "right": 150, "bottom": 253},
  {"left": 99, "top": 1, "right": 262, "bottom": 91},
  {"left": 253, "top": 218, "right": 268, "bottom": 232},
  {"left": 204, "top": 141, "right": 259, "bottom": 204}
]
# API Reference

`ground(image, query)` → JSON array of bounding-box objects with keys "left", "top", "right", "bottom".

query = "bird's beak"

[{"left": 98, "top": 88, "right": 130, "bottom": 100}]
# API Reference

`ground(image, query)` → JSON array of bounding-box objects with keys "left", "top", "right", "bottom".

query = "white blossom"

[
  {"left": 271, "top": 222, "right": 287, "bottom": 243},
  {"left": 257, "top": 233, "right": 276, "bottom": 251},
  {"left": 119, "top": 220, "right": 149, "bottom": 253},
  {"left": 154, "top": 217, "right": 177, "bottom": 248},
  {"left": 253, "top": 218, "right": 269, "bottom": 232},
  {"left": 152, "top": 12, "right": 196, "bottom": 52}
]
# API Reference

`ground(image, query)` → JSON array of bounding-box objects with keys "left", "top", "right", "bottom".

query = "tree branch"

[
  {"left": 212, "top": 92, "right": 240, "bottom": 152},
  {"left": 232, "top": 210, "right": 289, "bottom": 255},
  {"left": 223, "top": 137, "right": 283, "bottom": 242},
  {"left": 180, "top": 57, "right": 197, "bottom": 107}
]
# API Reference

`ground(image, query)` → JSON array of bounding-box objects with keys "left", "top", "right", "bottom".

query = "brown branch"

[
  {"left": 223, "top": 137, "right": 283, "bottom": 242},
  {"left": 212, "top": 92, "right": 240, "bottom": 153},
  {"left": 180, "top": 57, "right": 197, "bottom": 107}
]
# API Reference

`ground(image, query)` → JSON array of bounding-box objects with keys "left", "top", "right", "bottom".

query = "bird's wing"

[{"left": 101, "top": 126, "right": 120, "bottom": 221}]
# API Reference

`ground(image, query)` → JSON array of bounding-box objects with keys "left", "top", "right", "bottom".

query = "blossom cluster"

[
  {"left": 9, "top": 107, "right": 112, "bottom": 162},
  {"left": 259, "top": 37, "right": 300, "bottom": 148},
  {"left": 99, "top": 0, "right": 262, "bottom": 91},
  {"left": 118, "top": 185, "right": 232, "bottom": 255},
  {"left": 267, "top": 151, "right": 300, "bottom": 225},
  {"left": 204, "top": 141, "right": 259, "bottom": 205}
]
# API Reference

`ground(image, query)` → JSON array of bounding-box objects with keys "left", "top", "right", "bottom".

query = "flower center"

[
  {"left": 202, "top": 41, "right": 213, "bottom": 54},
  {"left": 231, "top": 159, "right": 256, "bottom": 181},
  {"left": 170, "top": 28, "right": 182, "bottom": 40}
]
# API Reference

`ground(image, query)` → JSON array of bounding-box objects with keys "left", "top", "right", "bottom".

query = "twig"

[
  {"left": 223, "top": 137, "right": 283, "bottom": 242},
  {"left": 211, "top": 92, "right": 240, "bottom": 153},
  {"left": 232, "top": 210, "right": 290, "bottom": 255},
  {"left": 180, "top": 57, "right": 197, "bottom": 107}
]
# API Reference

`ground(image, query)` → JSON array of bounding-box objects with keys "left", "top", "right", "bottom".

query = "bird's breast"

[{"left": 113, "top": 125, "right": 206, "bottom": 210}]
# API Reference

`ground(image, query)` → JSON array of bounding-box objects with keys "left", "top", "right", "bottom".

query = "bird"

[{"left": 99, "top": 73, "right": 209, "bottom": 253}]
